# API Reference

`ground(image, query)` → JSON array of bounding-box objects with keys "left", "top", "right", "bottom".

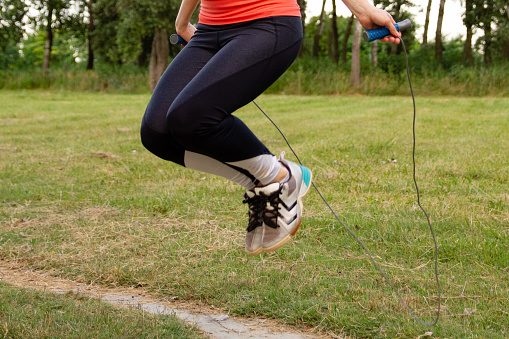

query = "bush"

[
  {"left": 0, "top": 65, "right": 150, "bottom": 93},
  {"left": 1, "top": 58, "right": 507, "bottom": 96}
]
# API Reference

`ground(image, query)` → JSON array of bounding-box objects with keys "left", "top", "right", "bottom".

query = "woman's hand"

[
  {"left": 357, "top": 6, "right": 400, "bottom": 43},
  {"left": 176, "top": 22, "right": 196, "bottom": 43},
  {"left": 342, "top": 0, "right": 400, "bottom": 43},
  {"left": 175, "top": 0, "right": 200, "bottom": 43}
]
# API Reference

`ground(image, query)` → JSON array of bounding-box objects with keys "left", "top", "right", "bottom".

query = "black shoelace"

[
  {"left": 258, "top": 189, "right": 281, "bottom": 229},
  {"left": 242, "top": 192, "right": 266, "bottom": 232}
]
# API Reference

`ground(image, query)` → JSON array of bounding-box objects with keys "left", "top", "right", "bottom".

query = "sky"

[{"left": 307, "top": 0, "right": 468, "bottom": 41}]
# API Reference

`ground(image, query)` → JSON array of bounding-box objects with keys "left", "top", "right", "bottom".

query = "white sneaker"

[
  {"left": 242, "top": 190, "right": 265, "bottom": 255},
  {"left": 258, "top": 152, "right": 312, "bottom": 253}
]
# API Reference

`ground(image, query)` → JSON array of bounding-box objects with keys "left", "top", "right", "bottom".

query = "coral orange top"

[{"left": 199, "top": 0, "right": 301, "bottom": 25}]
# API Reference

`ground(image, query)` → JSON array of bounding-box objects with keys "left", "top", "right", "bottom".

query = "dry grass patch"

[{"left": 1, "top": 91, "right": 508, "bottom": 338}]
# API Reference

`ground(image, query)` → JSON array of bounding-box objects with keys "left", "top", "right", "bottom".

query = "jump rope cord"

[{"left": 252, "top": 37, "right": 440, "bottom": 327}]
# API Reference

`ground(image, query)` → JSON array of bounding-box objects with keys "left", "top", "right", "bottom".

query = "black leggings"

[{"left": 141, "top": 16, "right": 302, "bottom": 189}]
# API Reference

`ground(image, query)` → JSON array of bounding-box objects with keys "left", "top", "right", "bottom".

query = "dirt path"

[{"left": 0, "top": 260, "right": 340, "bottom": 339}]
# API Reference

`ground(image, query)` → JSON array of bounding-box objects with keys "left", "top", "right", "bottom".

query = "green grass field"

[
  {"left": 0, "top": 281, "right": 202, "bottom": 338},
  {"left": 1, "top": 90, "right": 508, "bottom": 338}
]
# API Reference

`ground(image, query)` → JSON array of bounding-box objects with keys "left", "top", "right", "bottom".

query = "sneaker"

[
  {"left": 259, "top": 152, "right": 312, "bottom": 253},
  {"left": 242, "top": 189, "right": 265, "bottom": 255}
]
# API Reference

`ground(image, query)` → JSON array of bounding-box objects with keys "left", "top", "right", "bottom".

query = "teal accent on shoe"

[{"left": 300, "top": 165, "right": 312, "bottom": 187}]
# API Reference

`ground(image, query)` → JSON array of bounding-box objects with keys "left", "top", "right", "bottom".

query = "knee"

[
  {"left": 167, "top": 103, "right": 209, "bottom": 142},
  {"left": 140, "top": 121, "right": 160, "bottom": 154},
  {"left": 140, "top": 120, "right": 185, "bottom": 165}
]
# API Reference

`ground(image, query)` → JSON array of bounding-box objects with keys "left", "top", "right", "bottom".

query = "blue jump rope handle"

[
  {"left": 363, "top": 18, "right": 412, "bottom": 42},
  {"left": 170, "top": 34, "right": 187, "bottom": 46}
]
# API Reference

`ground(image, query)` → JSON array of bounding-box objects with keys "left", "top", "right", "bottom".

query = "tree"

[
  {"left": 479, "top": 0, "right": 494, "bottom": 66},
  {"left": 149, "top": 27, "right": 169, "bottom": 89},
  {"left": 371, "top": 40, "right": 378, "bottom": 68},
  {"left": 96, "top": 0, "right": 177, "bottom": 87},
  {"left": 330, "top": 0, "right": 340, "bottom": 63},
  {"left": 0, "top": 0, "right": 28, "bottom": 69},
  {"left": 462, "top": 0, "right": 475, "bottom": 66},
  {"left": 460, "top": 0, "right": 509, "bottom": 66},
  {"left": 55, "top": 0, "right": 94, "bottom": 70},
  {"left": 423, "top": 0, "right": 432, "bottom": 45},
  {"left": 86, "top": 0, "right": 95, "bottom": 70},
  {"left": 121, "top": 0, "right": 177, "bottom": 88},
  {"left": 0, "top": 0, "right": 28, "bottom": 51},
  {"left": 435, "top": 0, "right": 446, "bottom": 63},
  {"left": 500, "top": 3, "right": 509, "bottom": 61},
  {"left": 30, "top": 0, "right": 71, "bottom": 73},
  {"left": 470, "top": 0, "right": 500, "bottom": 66},
  {"left": 371, "top": 0, "right": 381, "bottom": 68},
  {"left": 92, "top": 0, "right": 122, "bottom": 65},
  {"left": 350, "top": 19, "right": 361, "bottom": 89},
  {"left": 297, "top": 0, "right": 307, "bottom": 55},
  {"left": 313, "top": 0, "right": 327, "bottom": 57},
  {"left": 341, "top": 14, "right": 354, "bottom": 63}
]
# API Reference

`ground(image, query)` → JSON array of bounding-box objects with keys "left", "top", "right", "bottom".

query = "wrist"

[{"left": 175, "top": 20, "right": 189, "bottom": 35}]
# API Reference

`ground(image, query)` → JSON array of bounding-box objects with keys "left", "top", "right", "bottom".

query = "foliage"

[
  {"left": 267, "top": 55, "right": 508, "bottom": 96},
  {"left": 0, "top": 0, "right": 507, "bottom": 85},
  {"left": 29, "top": 0, "right": 72, "bottom": 31},
  {"left": 12, "top": 30, "right": 84, "bottom": 69},
  {"left": 93, "top": 0, "right": 123, "bottom": 65},
  {"left": 0, "top": 0, "right": 28, "bottom": 68},
  {"left": 0, "top": 0, "right": 28, "bottom": 51},
  {"left": 115, "top": 0, "right": 177, "bottom": 64},
  {"left": 91, "top": 0, "right": 180, "bottom": 67}
]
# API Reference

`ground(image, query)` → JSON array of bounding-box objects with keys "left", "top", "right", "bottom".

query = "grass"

[
  {"left": 0, "top": 90, "right": 508, "bottom": 338},
  {"left": 0, "top": 280, "right": 203, "bottom": 338},
  {"left": 269, "top": 60, "right": 509, "bottom": 96},
  {"left": 1, "top": 61, "right": 508, "bottom": 96}
]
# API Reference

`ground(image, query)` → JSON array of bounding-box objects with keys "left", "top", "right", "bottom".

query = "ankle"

[{"left": 269, "top": 164, "right": 289, "bottom": 184}]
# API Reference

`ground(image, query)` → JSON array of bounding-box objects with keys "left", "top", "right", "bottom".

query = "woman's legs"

[
  {"left": 141, "top": 17, "right": 303, "bottom": 189},
  {"left": 141, "top": 33, "right": 258, "bottom": 188}
]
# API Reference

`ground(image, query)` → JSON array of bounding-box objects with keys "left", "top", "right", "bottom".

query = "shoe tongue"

[{"left": 255, "top": 182, "right": 280, "bottom": 195}]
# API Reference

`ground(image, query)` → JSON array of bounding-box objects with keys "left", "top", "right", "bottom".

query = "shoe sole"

[
  {"left": 263, "top": 165, "right": 312, "bottom": 253},
  {"left": 246, "top": 247, "right": 264, "bottom": 256}
]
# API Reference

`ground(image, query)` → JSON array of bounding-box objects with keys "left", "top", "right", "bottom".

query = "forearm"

[
  {"left": 341, "top": 0, "right": 373, "bottom": 19},
  {"left": 176, "top": 0, "right": 200, "bottom": 32}
]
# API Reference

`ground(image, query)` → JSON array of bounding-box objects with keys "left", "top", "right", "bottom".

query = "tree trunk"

[
  {"left": 313, "top": 0, "right": 327, "bottom": 57},
  {"left": 435, "top": 0, "right": 446, "bottom": 63},
  {"left": 391, "top": 2, "right": 401, "bottom": 54},
  {"left": 86, "top": 0, "right": 95, "bottom": 70},
  {"left": 462, "top": 24, "right": 474, "bottom": 66},
  {"left": 342, "top": 14, "right": 354, "bottom": 64},
  {"left": 462, "top": 0, "right": 474, "bottom": 66},
  {"left": 371, "top": 40, "right": 378, "bottom": 68},
  {"left": 330, "top": 0, "right": 339, "bottom": 64},
  {"left": 42, "top": 2, "right": 55, "bottom": 74},
  {"left": 297, "top": 0, "right": 307, "bottom": 56},
  {"left": 483, "top": 20, "right": 492, "bottom": 66},
  {"left": 503, "top": 39, "right": 509, "bottom": 61},
  {"left": 328, "top": 25, "right": 334, "bottom": 59},
  {"left": 423, "top": 0, "right": 432, "bottom": 45},
  {"left": 139, "top": 35, "right": 153, "bottom": 67},
  {"left": 149, "top": 28, "right": 169, "bottom": 90},
  {"left": 350, "top": 19, "right": 361, "bottom": 89},
  {"left": 504, "top": 5, "right": 509, "bottom": 61}
]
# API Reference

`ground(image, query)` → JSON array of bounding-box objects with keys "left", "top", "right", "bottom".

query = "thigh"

[
  {"left": 142, "top": 42, "right": 216, "bottom": 133},
  {"left": 168, "top": 17, "right": 303, "bottom": 120}
]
